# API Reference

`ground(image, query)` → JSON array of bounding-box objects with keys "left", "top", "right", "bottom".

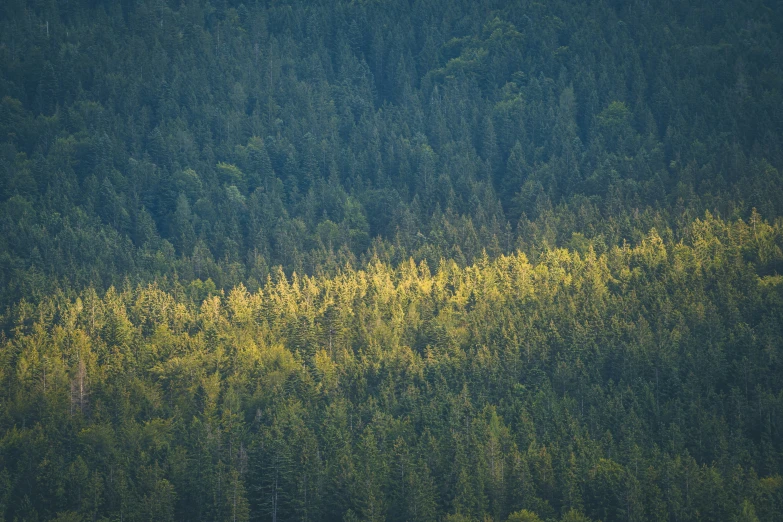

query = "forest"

[{"left": 1, "top": 0, "right": 782, "bottom": 520}]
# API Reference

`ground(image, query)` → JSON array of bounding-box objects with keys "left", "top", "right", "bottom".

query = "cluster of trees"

[
  {"left": 1, "top": 0, "right": 782, "bottom": 306},
  {"left": 2, "top": 213, "right": 783, "bottom": 521},
  {"left": 2, "top": 0, "right": 783, "bottom": 520}
]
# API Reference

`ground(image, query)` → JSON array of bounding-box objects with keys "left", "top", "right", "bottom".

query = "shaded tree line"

[{"left": 1, "top": 0, "right": 782, "bottom": 307}]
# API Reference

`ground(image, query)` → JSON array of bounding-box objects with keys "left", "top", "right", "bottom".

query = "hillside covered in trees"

[{"left": 1, "top": 0, "right": 783, "bottom": 520}]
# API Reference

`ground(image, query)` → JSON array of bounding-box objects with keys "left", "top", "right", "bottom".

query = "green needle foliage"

[{"left": 1, "top": 0, "right": 783, "bottom": 520}]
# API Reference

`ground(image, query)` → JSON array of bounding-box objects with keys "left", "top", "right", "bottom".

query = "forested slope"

[
  {"left": 3, "top": 216, "right": 783, "bottom": 521},
  {"left": 1, "top": 0, "right": 782, "bottom": 302},
  {"left": 1, "top": 0, "right": 783, "bottom": 520}
]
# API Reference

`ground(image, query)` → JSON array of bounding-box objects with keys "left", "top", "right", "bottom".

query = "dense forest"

[{"left": 1, "top": 0, "right": 782, "bottom": 520}]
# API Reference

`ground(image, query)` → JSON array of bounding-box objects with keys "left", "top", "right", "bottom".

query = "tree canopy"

[{"left": 1, "top": 0, "right": 783, "bottom": 520}]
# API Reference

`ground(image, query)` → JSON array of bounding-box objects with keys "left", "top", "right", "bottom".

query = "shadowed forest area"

[{"left": 1, "top": 0, "right": 783, "bottom": 520}]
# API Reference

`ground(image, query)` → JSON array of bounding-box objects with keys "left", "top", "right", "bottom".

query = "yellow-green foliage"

[{"left": 1, "top": 216, "right": 782, "bottom": 521}]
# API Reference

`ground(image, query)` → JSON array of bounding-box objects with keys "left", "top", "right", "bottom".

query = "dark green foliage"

[
  {"left": 0, "top": 0, "right": 781, "bottom": 305},
  {"left": 1, "top": 0, "right": 783, "bottom": 520}
]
